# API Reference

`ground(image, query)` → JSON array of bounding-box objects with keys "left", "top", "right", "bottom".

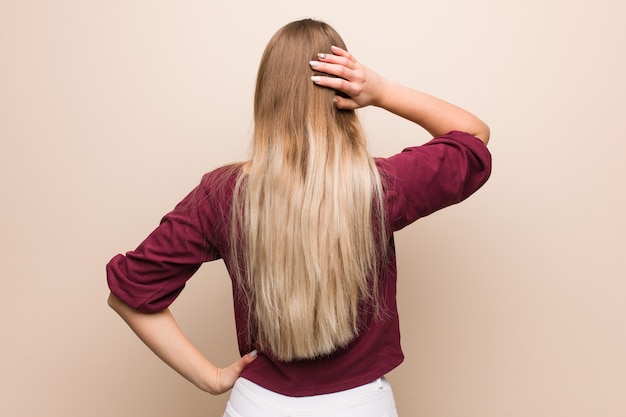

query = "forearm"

[
  {"left": 376, "top": 79, "right": 490, "bottom": 144},
  {"left": 107, "top": 293, "right": 219, "bottom": 393}
]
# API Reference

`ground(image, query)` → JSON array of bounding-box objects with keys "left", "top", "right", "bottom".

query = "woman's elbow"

[
  {"left": 474, "top": 122, "right": 490, "bottom": 145},
  {"left": 108, "top": 292, "right": 125, "bottom": 313}
]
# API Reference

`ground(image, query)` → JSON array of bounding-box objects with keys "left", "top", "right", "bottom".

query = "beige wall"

[{"left": 1, "top": 1, "right": 625, "bottom": 416}]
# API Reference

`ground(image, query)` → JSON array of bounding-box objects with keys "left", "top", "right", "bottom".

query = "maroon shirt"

[{"left": 107, "top": 130, "right": 491, "bottom": 396}]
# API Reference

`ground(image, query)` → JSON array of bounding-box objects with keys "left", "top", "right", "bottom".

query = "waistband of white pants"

[{"left": 235, "top": 376, "right": 391, "bottom": 408}]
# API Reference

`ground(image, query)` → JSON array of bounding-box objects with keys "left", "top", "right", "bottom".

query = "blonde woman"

[{"left": 107, "top": 19, "right": 491, "bottom": 416}]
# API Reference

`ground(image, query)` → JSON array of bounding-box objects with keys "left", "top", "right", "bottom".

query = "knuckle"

[
  {"left": 336, "top": 78, "right": 350, "bottom": 91},
  {"left": 335, "top": 66, "right": 349, "bottom": 78}
]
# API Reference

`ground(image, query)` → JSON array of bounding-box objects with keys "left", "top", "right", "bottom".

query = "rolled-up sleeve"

[
  {"left": 380, "top": 130, "right": 492, "bottom": 231},
  {"left": 106, "top": 183, "right": 221, "bottom": 312}
]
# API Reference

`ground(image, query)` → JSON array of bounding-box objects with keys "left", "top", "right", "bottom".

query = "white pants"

[{"left": 223, "top": 377, "right": 398, "bottom": 417}]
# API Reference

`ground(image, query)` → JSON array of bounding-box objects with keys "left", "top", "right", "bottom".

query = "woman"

[{"left": 107, "top": 19, "right": 491, "bottom": 416}]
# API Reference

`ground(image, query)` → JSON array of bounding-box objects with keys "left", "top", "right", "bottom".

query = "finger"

[
  {"left": 311, "top": 75, "right": 355, "bottom": 97},
  {"left": 310, "top": 60, "right": 354, "bottom": 81},
  {"left": 330, "top": 45, "right": 356, "bottom": 63},
  {"left": 316, "top": 50, "right": 357, "bottom": 70},
  {"left": 330, "top": 45, "right": 347, "bottom": 55}
]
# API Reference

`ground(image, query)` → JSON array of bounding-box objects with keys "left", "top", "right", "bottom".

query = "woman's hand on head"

[
  {"left": 310, "top": 47, "right": 490, "bottom": 143},
  {"left": 310, "top": 46, "right": 389, "bottom": 110},
  {"left": 209, "top": 350, "right": 258, "bottom": 394}
]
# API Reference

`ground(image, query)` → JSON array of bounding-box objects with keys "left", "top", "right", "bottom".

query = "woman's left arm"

[{"left": 108, "top": 292, "right": 257, "bottom": 395}]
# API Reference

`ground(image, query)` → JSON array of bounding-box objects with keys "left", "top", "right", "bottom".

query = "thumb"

[
  {"left": 333, "top": 96, "right": 360, "bottom": 110},
  {"left": 234, "top": 350, "right": 258, "bottom": 372},
  {"left": 215, "top": 350, "right": 259, "bottom": 394}
]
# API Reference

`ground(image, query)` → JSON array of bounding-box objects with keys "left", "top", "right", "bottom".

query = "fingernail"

[
  {"left": 317, "top": 53, "right": 326, "bottom": 60},
  {"left": 309, "top": 60, "right": 319, "bottom": 68},
  {"left": 249, "top": 350, "right": 258, "bottom": 358},
  {"left": 311, "top": 76, "right": 321, "bottom": 83},
  {"left": 331, "top": 45, "right": 340, "bottom": 51}
]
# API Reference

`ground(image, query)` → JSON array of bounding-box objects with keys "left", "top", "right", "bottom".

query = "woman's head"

[
  {"left": 255, "top": 19, "right": 346, "bottom": 117},
  {"left": 253, "top": 19, "right": 360, "bottom": 167}
]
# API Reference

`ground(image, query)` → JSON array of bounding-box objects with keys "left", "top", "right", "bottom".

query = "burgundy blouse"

[{"left": 107, "top": 130, "right": 492, "bottom": 396}]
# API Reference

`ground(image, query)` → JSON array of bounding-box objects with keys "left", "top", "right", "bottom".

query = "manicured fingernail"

[
  {"left": 317, "top": 53, "right": 326, "bottom": 60},
  {"left": 249, "top": 350, "right": 258, "bottom": 358},
  {"left": 311, "top": 76, "right": 321, "bottom": 83},
  {"left": 309, "top": 60, "right": 319, "bottom": 68},
  {"left": 331, "top": 45, "right": 340, "bottom": 51}
]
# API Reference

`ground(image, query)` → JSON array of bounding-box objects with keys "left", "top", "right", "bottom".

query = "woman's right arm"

[{"left": 310, "top": 46, "right": 490, "bottom": 144}]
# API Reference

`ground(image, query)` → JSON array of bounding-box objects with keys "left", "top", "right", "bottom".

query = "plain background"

[{"left": 1, "top": 0, "right": 625, "bottom": 416}]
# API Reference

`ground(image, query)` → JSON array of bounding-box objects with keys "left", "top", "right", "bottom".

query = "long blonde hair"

[{"left": 231, "top": 19, "right": 387, "bottom": 361}]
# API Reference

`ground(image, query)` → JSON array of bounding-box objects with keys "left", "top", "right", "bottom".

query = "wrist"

[
  {"left": 196, "top": 363, "right": 221, "bottom": 394},
  {"left": 373, "top": 78, "right": 400, "bottom": 110}
]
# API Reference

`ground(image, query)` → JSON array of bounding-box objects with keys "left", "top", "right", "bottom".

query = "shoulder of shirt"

[{"left": 199, "top": 163, "right": 244, "bottom": 188}]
